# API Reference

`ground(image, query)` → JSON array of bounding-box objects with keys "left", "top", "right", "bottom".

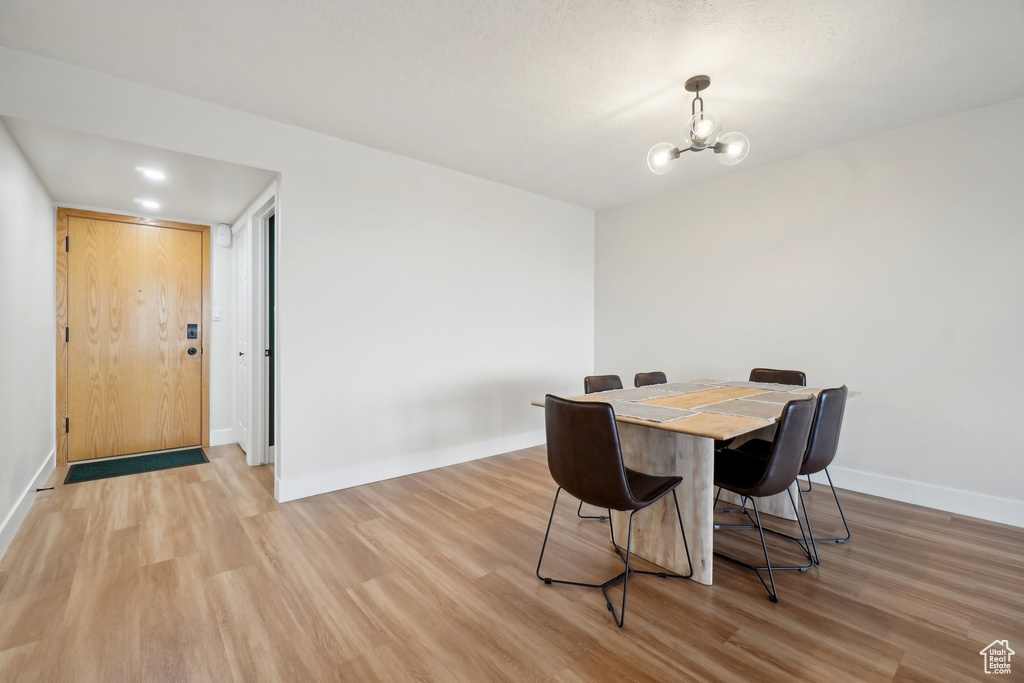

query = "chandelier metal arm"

[{"left": 678, "top": 146, "right": 716, "bottom": 154}]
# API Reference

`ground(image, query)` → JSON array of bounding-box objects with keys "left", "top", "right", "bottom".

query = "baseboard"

[
  {"left": 274, "top": 435, "right": 1022, "bottom": 527},
  {"left": 813, "top": 466, "right": 1024, "bottom": 528},
  {"left": 0, "top": 448, "right": 56, "bottom": 562},
  {"left": 276, "top": 430, "right": 545, "bottom": 503},
  {"left": 208, "top": 428, "right": 236, "bottom": 447}
]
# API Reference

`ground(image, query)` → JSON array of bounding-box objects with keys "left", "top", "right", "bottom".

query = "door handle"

[{"left": 239, "top": 351, "right": 245, "bottom": 356}]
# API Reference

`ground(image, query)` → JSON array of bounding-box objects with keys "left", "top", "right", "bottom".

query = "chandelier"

[{"left": 647, "top": 75, "right": 750, "bottom": 174}]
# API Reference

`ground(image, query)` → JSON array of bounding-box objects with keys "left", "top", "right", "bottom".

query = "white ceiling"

[
  {"left": 1, "top": 0, "right": 1022, "bottom": 209},
  {"left": 2, "top": 117, "right": 278, "bottom": 224}
]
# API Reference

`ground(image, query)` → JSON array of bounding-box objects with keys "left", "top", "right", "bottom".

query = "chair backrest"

[
  {"left": 544, "top": 395, "right": 636, "bottom": 510},
  {"left": 800, "top": 386, "right": 848, "bottom": 476},
  {"left": 749, "top": 368, "right": 807, "bottom": 386},
  {"left": 584, "top": 375, "right": 623, "bottom": 394},
  {"left": 748, "top": 396, "right": 816, "bottom": 497},
  {"left": 634, "top": 371, "right": 667, "bottom": 387}
]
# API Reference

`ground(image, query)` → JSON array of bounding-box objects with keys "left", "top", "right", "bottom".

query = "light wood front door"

[{"left": 61, "top": 211, "right": 209, "bottom": 463}]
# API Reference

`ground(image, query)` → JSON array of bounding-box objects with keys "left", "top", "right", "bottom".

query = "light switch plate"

[{"left": 212, "top": 307, "right": 222, "bottom": 321}]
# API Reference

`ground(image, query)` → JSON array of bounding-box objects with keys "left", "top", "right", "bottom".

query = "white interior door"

[{"left": 235, "top": 225, "right": 250, "bottom": 454}]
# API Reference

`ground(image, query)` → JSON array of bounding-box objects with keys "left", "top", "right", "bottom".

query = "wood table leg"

[{"left": 611, "top": 423, "right": 714, "bottom": 585}]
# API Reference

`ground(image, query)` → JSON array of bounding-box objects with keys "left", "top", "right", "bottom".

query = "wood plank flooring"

[{"left": 1, "top": 444, "right": 1021, "bottom": 681}]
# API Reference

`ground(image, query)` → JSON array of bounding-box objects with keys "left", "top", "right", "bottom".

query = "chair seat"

[
  {"left": 732, "top": 438, "right": 772, "bottom": 459},
  {"left": 714, "top": 448, "right": 770, "bottom": 496},
  {"left": 625, "top": 467, "right": 682, "bottom": 508},
  {"left": 730, "top": 432, "right": 830, "bottom": 475}
]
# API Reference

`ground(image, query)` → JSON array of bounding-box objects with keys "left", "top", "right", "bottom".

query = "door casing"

[
  {"left": 56, "top": 207, "right": 211, "bottom": 467},
  {"left": 235, "top": 222, "right": 250, "bottom": 454},
  {"left": 233, "top": 183, "right": 278, "bottom": 470}
]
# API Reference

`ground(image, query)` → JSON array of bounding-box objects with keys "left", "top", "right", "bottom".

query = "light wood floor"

[{"left": 1, "top": 444, "right": 1021, "bottom": 681}]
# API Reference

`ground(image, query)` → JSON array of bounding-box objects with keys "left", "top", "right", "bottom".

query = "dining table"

[{"left": 532, "top": 379, "right": 822, "bottom": 586}]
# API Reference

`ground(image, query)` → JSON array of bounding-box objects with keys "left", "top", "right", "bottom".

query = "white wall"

[
  {"left": 0, "top": 118, "right": 56, "bottom": 559},
  {"left": 0, "top": 48, "right": 595, "bottom": 501},
  {"left": 595, "top": 97, "right": 1024, "bottom": 526},
  {"left": 209, "top": 229, "right": 235, "bottom": 445}
]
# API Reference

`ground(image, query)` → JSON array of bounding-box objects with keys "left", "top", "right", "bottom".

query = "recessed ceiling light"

[
  {"left": 135, "top": 166, "right": 166, "bottom": 180},
  {"left": 134, "top": 198, "right": 160, "bottom": 210}
]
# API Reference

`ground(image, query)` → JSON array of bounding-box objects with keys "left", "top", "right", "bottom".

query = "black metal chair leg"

[
  {"left": 577, "top": 500, "right": 609, "bottom": 521},
  {"left": 775, "top": 470, "right": 851, "bottom": 548},
  {"left": 538, "top": 489, "right": 626, "bottom": 590},
  {"left": 608, "top": 494, "right": 694, "bottom": 581},
  {"left": 607, "top": 508, "right": 626, "bottom": 561},
  {"left": 781, "top": 488, "right": 814, "bottom": 571},
  {"left": 536, "top": 488, "right": 563, "bottom": 583},
  {"left": 731, "top": 484, "right": 825, "bottom": 567},
  {"left": 538, "top": 488, "right": 693, "bottom": 627},
  {"left": 719, "top": 490, "right": 814, "bottom": 572},
  {"left": 741, "top": 499, "right": 778, "bottom": 602},
  {"left": 799, "top": 474, "right": 813, "bottom": 493},
  {"left": 716, "top": 497, "right": 778, "bottom": 602},
  {"left": 670, "top": 489, "right": 694, "bottom": 579},
  {"left": 602, "top": 510, "right": 635, "bottom": 628},
  {"left": 604, "top": 492, "right": 694, "bottom": 627},
  {"left": 750, "top": 499, "right": 779, "bottom": 602},
  {"left": 797, "top": 486, "right": 820, "bottom": 565},
  {"left": 813, "top": 468, "right": 851, "bottom": 544},
  {"left": 714, "top": 486, "right": 748, "bottom": 514}
]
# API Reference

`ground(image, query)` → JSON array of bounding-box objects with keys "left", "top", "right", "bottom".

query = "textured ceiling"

[
  {"left": 3, "top": 117, "right": 277, "bottom": 224},
  {"left": 1, "top": 0, "right": 1023, "bottom": 209}
]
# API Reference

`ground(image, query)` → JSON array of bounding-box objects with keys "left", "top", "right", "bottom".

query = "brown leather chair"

[
  {"left": 727, "top": 387, "right": 850, "bottom": 565},
  {"left": 798, "top": 386, "right": 850, "bottom": 555},
  {"left": 537, "top": 395, "right": 693, "bottom": 627},
  {"left": 584, "top": 375, "right": 623, "bottom": 394},
  {"left": 634, "top": 371, "right": 667, "bottom": 387},
  {"left": 749, "top": 368, "right": 807, "bottom": 386},
  {"left": 713, "top": 396, "right": 815, "bottom": 602},
  {"left": 715, "top": 369, "right": 806, "bottom": 454},
  {"left": 744, "top": 367, "right": 810, "bottom": 491}
]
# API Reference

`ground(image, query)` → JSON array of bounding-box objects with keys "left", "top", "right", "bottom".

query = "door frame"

[
  {"left": 232, "top": 214, "right": 251, "bottom": 456},
  {"left": 232, "top": 182, "right": 278, "bottom": 469},
  {"left": 55, "top": 207, "right": 212, "bottom": 467}
]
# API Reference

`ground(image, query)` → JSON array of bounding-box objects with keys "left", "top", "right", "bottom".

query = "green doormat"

[{"left": 64, "top": 448, "right": 209, "bottom": 484}]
